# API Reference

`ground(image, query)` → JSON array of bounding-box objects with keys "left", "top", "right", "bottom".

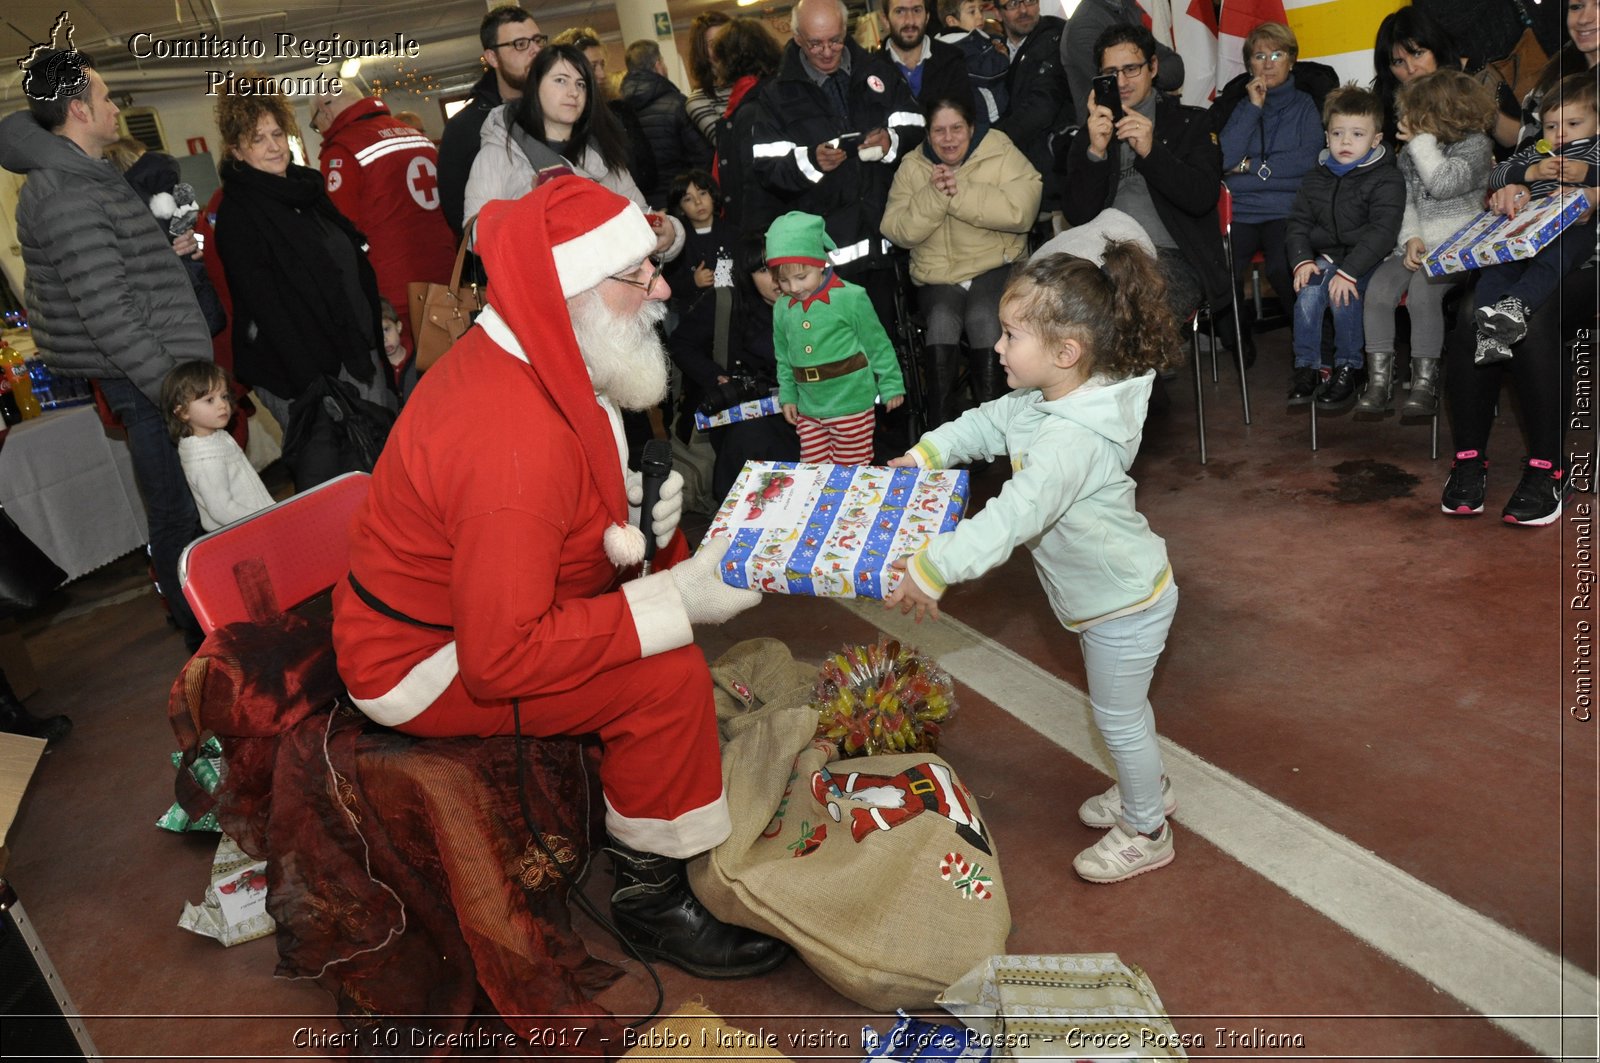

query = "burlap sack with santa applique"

[{"left": 688, "top": 639, "right": 1011, "bottom": 1011}]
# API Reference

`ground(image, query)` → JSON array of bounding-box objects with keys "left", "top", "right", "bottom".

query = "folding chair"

[
  {"left": 1191, "top": 184, "right": 1253, "bottom": 464},
  {"left": 179, "top": 471, "right": 370, "bottom": 631},
  {"left": 1308, "top": 293, "right": 1441, "bottom": 459}
]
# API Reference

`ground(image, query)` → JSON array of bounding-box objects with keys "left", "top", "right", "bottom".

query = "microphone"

[{"left": 639, "top": 439, "right": 673, "bottom": 571}]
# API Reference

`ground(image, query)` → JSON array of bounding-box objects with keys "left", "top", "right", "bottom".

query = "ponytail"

[{"left": 1004, "top": 240, "right": 1181, "bottom": 380}]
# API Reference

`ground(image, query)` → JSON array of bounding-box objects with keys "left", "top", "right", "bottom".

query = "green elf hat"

[{"left": 766, "top": 211, "right": 836, "bottom": 268}]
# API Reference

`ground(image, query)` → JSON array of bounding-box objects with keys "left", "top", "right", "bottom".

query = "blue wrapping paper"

[
  {"left": 693, "top": 391, "right": 783, "bottom": 431},
  {"left": 1424, "top": 189, "right": 1591, "bottom": 276},
  {"left": 707, "top": 461, "right": 969, "bottom": 598}
]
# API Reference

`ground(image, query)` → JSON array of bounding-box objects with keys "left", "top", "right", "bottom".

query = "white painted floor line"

[{"left": 839, "top": 597, "right": 1599, "bottom": 1060}]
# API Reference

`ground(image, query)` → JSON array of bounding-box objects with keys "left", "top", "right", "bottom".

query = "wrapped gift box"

[
  {"left": 708, "top": 461, "right": 969, "bottom": 599},
  {"left": 1425, "top": 189, "right": 1591, "bottom": 276},
  {"left": 693, "top": 392, "right": 783, "bottom": 431}
]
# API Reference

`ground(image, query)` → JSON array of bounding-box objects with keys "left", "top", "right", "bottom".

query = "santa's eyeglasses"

[{"left": 610, "top": 257, "right": 664, "bottom": 292}]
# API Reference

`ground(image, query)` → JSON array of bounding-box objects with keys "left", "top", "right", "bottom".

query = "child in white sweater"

[{"left": 162, "top": 361, "right": 275, "bottom": 532}]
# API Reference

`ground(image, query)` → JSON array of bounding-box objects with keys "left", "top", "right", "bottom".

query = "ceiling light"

[{"left": 339, "top": 57, "right": 361, "bottom": 79}]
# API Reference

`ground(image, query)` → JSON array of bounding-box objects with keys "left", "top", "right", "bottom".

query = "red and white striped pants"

[{"left": 796, "top": 408, "right": 876, "bottom": 464}]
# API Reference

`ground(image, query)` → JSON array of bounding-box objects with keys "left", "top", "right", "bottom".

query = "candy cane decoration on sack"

[{"left": 940, "top": 851, "right": 993, "bottom": 900}]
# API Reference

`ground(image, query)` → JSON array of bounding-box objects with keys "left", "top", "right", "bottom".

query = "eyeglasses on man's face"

[
  {"left": 611, "top": 257, "right": 664, "bottom": 292},
  {"left": 1252, "top": 50, "right": 1288, "bottom": 63},
  {"left": 492, "top": 34, "right": 547, "bottom": 53},
  {"left": 999, "top": 0, "right": 1038, "bottom": 10},
  {"left": 1098, "top": 60, "right": 1150, "bottom": 80},
  {"left": 797, "top": 32, "right": 846, "bottom": 53}
]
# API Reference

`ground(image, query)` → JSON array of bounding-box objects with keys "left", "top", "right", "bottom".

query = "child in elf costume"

[{"left": 767, "top": 212, "right": 905, "bottom": 464}]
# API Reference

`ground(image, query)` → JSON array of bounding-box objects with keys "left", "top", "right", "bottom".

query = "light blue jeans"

[{"left": 1077, "top": 583, "right": 1179, "bottom": 833}]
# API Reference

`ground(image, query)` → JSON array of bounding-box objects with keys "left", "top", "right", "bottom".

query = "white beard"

[{"left": 569, "top": 291, "right": 670, "bottom": 412}]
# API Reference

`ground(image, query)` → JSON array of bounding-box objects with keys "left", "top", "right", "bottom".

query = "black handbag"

[{"left": 0, "top": 504, "right": 66, "bottom": 617}]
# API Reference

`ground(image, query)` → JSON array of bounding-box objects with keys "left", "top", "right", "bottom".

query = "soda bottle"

[
  {"left": 0, "top": 343, "right": 39, "bottom": 420},
  {"left": 0, "top": 366, "right": 19, "bottom": 426}
]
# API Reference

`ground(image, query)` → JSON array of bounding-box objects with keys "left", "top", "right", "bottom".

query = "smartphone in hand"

[
  {"left": 827, "top": 131, "right": 864, "bottom": 151},
  {"left": 1092, "top": 75, "right": 1124, "bottom": 123}
]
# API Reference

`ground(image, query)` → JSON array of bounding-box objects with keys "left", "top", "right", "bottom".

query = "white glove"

[
  {"left": 625, "top": 468, "right": 685, "bottom": 549},
  {"left": 670, "top": 537, "right": 760, "bottom": 625}
]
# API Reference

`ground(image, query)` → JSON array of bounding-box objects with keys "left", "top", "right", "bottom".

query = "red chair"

[
  {"left": 1190, "top": 184, "right": 1253, "bottom": 464},
  {"left": 178, "top": 472, "right": 369, "bottom": 631}
]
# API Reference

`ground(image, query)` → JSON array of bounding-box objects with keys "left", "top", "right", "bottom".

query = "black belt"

[{"left": 346, "top": 572, "right": 453, "bottom": 632}]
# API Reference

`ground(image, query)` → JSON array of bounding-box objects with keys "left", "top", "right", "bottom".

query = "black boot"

[
  {"left": 968, "top": 346, "right": 1007, "bottom": 405},
  {"left": 1401, "top": 357, "right": 1441, "bottom": 417},
  {"left": 0, "top": 669, "right": 71, "bottom": 748},
  {"left": 605, "top": 839, "right": 789, "bottom": 979},
  {"left": 922, "top": 344, "right": 962, "bottom": 428}
]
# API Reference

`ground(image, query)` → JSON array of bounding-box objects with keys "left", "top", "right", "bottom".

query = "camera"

[{"left": 697, "top": 374, "right": 771, "bottom": 415}]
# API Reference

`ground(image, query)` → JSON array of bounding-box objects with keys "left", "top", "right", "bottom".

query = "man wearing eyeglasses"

[
  {"left": 438, "top": 6, "right": 543, "bottom": 238},
  {"left": 879, "top": 0, "right": 971, "bottom": 116},
  {"left": 1063, "top": 23, "right": 1227, "bottom": 325},
  {"left": 989, "top": 0, "right": 1070, "bottom": 210},
  {"left": 1061, "top": 0, "right": 1185, "bottom": 126},
  {"left": 746, "top": 0, "right": 923, "bottom": 323},
  {"left": 337, "top": 176, "right": 787, "bottom": 980}
]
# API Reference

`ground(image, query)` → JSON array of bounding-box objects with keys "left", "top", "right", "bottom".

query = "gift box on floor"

[
  {"left": 1424, "top": 189, "right": 1591, "bottom": 276},
  {"left": 694, "top": 391, "right": 782, "bottom": 431},
  {"left": 707, "top": 461, "right": 969, "bottom": 599},
  {"left": 938, "top": 953, "right": 1192, "bottom": 1060}
]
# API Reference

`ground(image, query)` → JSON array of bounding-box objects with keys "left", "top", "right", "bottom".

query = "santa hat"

[
  {"left": 475, "top": 177, "right": 659, "bottom": 568},
  {"left": 765, "top": 211, "right": 835, "bottom": 268}
]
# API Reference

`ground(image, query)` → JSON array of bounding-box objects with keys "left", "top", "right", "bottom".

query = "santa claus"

[{"left": 331, "top": 174, "right": 785, "bottom": 979}]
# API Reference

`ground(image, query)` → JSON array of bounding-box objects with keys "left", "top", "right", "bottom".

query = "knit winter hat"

[
  {"left": 474, "top": 176, "right": 658, "bottom": 567},
  {"left": 765, "top": 211, "right": 835, "bottom": 268}
]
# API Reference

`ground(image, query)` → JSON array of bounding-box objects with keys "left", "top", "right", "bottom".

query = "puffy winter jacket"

[
  {"left": 619, "top": 67, "right": 712, "bottom": 205},
  {"left": 882, "top": 128, "right": 1041, "bottom": 285},
  {"left": 1285, "top": 146, "right": 1407, "bottom": 282},
  {"left": 0, "top": 110, "right": 211, "bottom": 405},
  {"left": 747, "top": 40, "right": 925, "bottom": 271}
]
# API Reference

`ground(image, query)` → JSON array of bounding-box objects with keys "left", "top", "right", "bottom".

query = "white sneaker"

[
  {"left": 1077, "top": 775, "right": 1177, "bottom": 829},
  {"left": 1073, "top": 820, "right": 1175, "bottom": 884}
]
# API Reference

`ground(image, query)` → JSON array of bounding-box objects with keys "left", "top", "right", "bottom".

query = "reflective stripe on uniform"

[
  {"left": 795, "top": 146, "right": 824, "bottom": 184},
  {"left": 752, "top": 139, "right": 799, "bottom": 158},
  {"left": 353, "top": 134, "right": 437, "bottom": 166}
]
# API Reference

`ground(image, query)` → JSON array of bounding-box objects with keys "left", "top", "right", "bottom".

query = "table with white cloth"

[{"left": 0, "top": 405, "right": 149, "bottom": 582}]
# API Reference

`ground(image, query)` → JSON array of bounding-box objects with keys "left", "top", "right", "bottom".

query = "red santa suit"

[
  {"left": 318, "top": 97, "right": 455, "bottom": 337},
  {"left": 332, "top": 177, "right": 726, "bottom": 859}
]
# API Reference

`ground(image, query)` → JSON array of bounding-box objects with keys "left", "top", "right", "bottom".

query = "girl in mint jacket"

[{"left": 886, "top": 242, "right": 1183, "bottom": 886}]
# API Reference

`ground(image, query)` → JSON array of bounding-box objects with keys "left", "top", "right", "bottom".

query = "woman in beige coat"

[{"left": 883, "top": 95, "right": 1041, "bottom": 426}]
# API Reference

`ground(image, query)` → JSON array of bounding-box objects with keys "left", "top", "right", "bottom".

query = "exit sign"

[{"left": 654, "top": 11, "right": 671, "bottom": 35}]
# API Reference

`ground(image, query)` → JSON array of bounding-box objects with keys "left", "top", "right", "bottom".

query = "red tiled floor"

[{"left": 3, "top": 329, "right": 1593, "bottom": 1059}]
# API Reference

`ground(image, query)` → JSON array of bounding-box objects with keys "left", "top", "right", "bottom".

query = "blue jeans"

[
  {"left": 1077, "top": 584, "right": 1179, "bottom": 833},
  {"left": 97, "top": 376, "right": 203, "bottom": 641},
  {"left": 1293, "top": 263, "right": 1371, "bottom": 369}
]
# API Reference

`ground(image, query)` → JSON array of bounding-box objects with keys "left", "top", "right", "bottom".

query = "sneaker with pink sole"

[{"left": 1073, "top": 820, "right": 1175, "bottom": 884}]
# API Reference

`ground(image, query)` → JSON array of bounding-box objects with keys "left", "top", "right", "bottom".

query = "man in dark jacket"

[
  {"left": 992, "top": 0, "right": 1071, "bottom": 209},
  {"left": 1062, "top": 0, "right": 1185, "bottom": 124},
  {"left": 1062, "top": 23, "right": 1227, "bottom": 322},
  {"left": 0, "top": 48, "right": 211, "bottom": 649},
  {"left": 621, "top": 40, "right": 713, "bottom": 206},
  {"left": 438, "top": 6, "right": 542, "bottom": 237},
  {"left": 747, "top": 0, "right": 925, "bottom": 319},
  {"left": 880, "top": 0, "right": 973, "bottom": 115}
]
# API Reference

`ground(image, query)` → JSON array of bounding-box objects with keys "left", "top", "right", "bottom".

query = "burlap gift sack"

[{"left": 689, "top": 639, "right": 1011, "bottom": 1011}]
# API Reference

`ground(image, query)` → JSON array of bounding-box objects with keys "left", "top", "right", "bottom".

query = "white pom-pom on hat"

[{"left": 603, "top": 522, "right": 646, "bottom": 568}]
